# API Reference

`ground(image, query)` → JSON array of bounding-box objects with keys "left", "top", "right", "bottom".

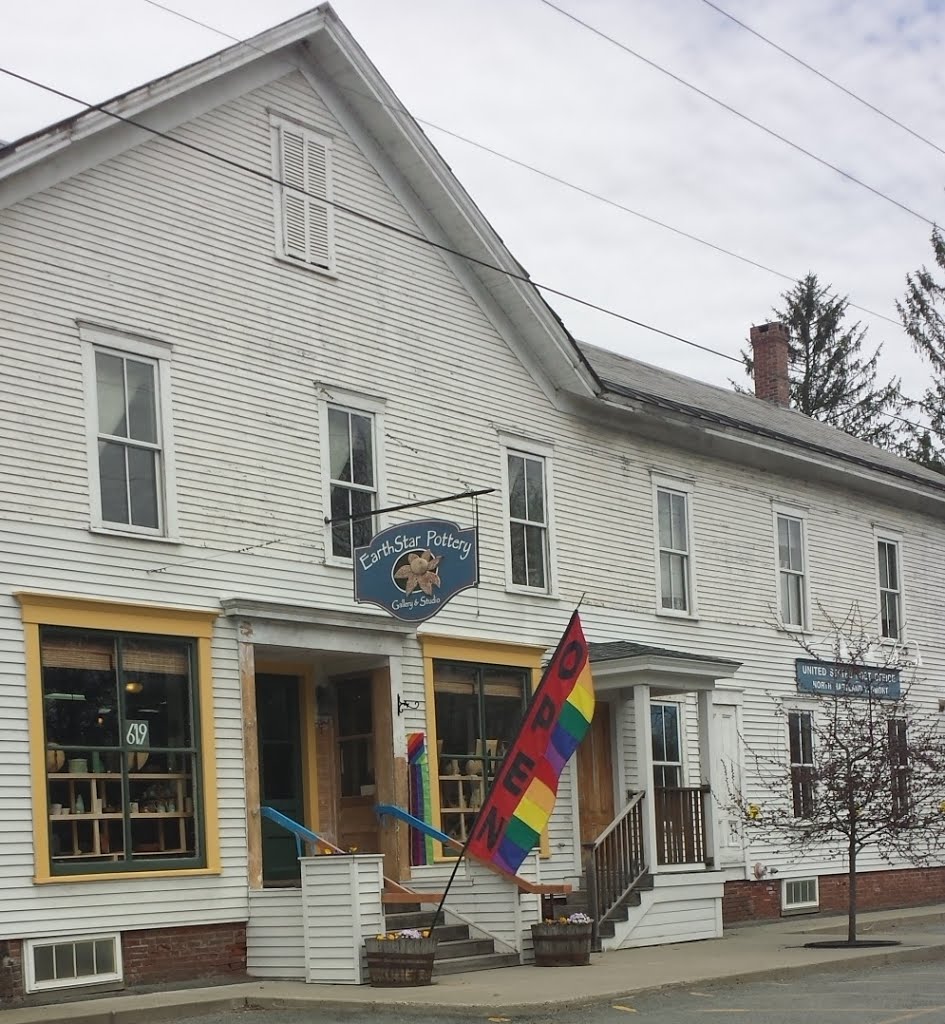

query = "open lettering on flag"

[{"left": 466, "top": 611, "right": 595, "bottom": 875}]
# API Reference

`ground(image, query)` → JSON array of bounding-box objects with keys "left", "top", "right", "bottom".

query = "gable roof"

[
  {"left": 580, "top": 341, "right": 945, "bottom": 496},
  {"left": 0, "top": 4, "right": 600, "bottom": 404},
  {"left": 2, "top": 8, "right": 941, "bottom": 506}
]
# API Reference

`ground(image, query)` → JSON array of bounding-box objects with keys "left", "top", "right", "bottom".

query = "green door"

[{"left": 257, "top": 674, "right": 304, "bottom": 884}]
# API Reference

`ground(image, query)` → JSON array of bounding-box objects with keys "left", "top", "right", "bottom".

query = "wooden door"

[
  {"left": 335, "top": 676, "right": 380, "bottom": 853},
  {"left": 256, "top": 674, "right": 304, "bottom": 884},
  {"left": 576, "top": 701, "right": 616, "bottom": 845}
]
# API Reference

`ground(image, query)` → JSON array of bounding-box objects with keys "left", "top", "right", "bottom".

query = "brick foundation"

[
  {"left": 723, "top": 866, "right": 945, "bottom": 924},
  {"left": 0, "top": 922, "right": 245, "bottom": 1005}
]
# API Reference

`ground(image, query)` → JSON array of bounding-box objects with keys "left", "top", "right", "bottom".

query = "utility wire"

[
  {"left": 0, "top": 63, "right": 743, "bottom": 365},
  {"left": 0, "top": 31, "right": 937, "bottom": 436},
  {"left": 697, "top": 0, "right": 945, "bottom": 159},
  {"left": 136, "top": 0, "right": 901, "bottom": 329},
  {"left": 537, "top": 0, "right": 938, "bottom": 229}
]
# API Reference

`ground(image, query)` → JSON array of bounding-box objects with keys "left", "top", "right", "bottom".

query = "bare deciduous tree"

[{"left": 728, "top": 609, "right": 945, "bottom": 944}]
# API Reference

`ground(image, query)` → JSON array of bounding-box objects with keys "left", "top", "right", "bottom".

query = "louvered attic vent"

[{"left": 272, "top": 114, "right": 334, "bottom": 273}]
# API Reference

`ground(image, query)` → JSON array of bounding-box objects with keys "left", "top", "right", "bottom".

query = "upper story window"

[
  {"left": 326, "top": 405, "right": 377, "bottom": 560},
  {"left": 271, "top": 114, "right": 335, "bottom": 273},
  {"left": 877, "top": 538, "right": 903, "bottom": 640},
  {"left": 655, "top": 485, "right": 693, "bottom": 614},
  {"left": 788, "top": 710, "right": 814, "bottom": 818},
  {"left": 776, "top": 512, "right": 808, "bottom": 629},
  {"left": 81, "top": 326, "right": 176, "bottom": 538},
  {"left": 506, "top": 450, "right": 550, "bottom": 591}
]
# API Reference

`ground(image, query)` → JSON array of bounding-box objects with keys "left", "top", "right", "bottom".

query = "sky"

[{"left": 2, "top": 0, "right": 944, "bottom": 402}]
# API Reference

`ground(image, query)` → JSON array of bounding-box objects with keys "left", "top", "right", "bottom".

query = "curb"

[{"left": 12, "top": 938, "right": 945, "bottom": 1024}]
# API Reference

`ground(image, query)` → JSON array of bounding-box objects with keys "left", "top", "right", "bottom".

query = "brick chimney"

[{"left": 750, "top": 322, "right": 791, "bottom": 406}]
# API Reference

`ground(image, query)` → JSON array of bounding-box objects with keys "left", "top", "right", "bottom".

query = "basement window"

[
  {"left": 782, "top": 876, "right": 819, "bottom": 915},
  {"left": 24, "top": 934, "right": 122, "bottom": 993}
]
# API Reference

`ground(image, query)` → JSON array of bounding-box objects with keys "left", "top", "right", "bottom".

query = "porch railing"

[
  {"left": 654, "top": 785, "right": 711, "bottom": 866},
  {"left": 582, "top": 791, "right": 647, "bottom": 945}
]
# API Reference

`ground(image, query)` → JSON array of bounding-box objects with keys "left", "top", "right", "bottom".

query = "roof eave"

[{"left": 589, "top": 381, "right": 945, "bottom": 512}]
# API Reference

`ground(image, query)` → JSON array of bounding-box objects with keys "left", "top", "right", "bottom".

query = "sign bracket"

[{"left": 324, "top": 487, "right": 494, "bottom": 525}]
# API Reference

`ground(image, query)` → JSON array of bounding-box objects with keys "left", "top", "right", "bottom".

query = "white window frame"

[
  {"left": 79, "top": 324, "right": 178, "bottom": 541},
  {"left": 875, "top": 531, "right": 906, "bottom": 642},
  {"left": 651, "top": 475, "right": 697, "bottom": 618},
  {"left": 782, "top": 876, "right": 819, "bottom": 914},
  {"left": 318, "top": 387, "right": 386, "bottom": 567},
  {"left": 498, "top": 433, "right": 558, "bottom": 596},
  {"left": 773, "top": 506, "right": 810, "bottom": 631},
  {"left": 24, "top": 933, "right": 123, "bottom": 993},
  {"left": 269, "top": 112, "right": 336, "bottom": 276}
]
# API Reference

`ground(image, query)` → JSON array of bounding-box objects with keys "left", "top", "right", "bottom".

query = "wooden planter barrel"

[
  {"left": 531, "top": 922, "right": 593, "bottom": 966},
  {"left": 363, "top": 936, "right": 438, "bottom": 987}
]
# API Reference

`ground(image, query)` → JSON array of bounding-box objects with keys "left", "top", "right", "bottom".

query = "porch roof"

[{"left": 588, "top": 640, "right": 741, "bottom": 694}]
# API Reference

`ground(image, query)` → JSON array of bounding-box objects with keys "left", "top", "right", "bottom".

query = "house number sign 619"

[{"left": 126, "top": 721, "right": 150, "bottom": 747}]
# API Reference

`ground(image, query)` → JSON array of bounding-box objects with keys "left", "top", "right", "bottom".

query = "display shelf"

[{"left": 49, "top": 771, "right": 196, "bottom": 862}]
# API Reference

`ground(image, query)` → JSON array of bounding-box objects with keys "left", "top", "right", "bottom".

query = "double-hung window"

[
  {"left": 81, "top": 326, "right": 175, "bottom": 537},
  {"left": 271, "top": 114, "right": 334, "bottom": 272},
  {"left": 877, "top": 539, "right": 903, "bottom": 640},
  {"left": 507, "top": 450, "right": 550, "bottom": 590},
  {"left": 651, "top": 702, "right": 682, "bottom": 788},
  {"left": 777, "top": 513, "right": 808, "bottom": 628},
  {"left": 788, "top": 710, "right": 814, "bottom": 818},
  {"left": 326, "top": 406, "right": 377, "bottom": 560},
  {"left": 656, "top": 486, "right": 692, "bottom": 613}
]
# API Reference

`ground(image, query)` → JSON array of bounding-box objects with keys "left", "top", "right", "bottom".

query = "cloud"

[{"left": 2, "top": 0, "right": 943, "bottom": 408}]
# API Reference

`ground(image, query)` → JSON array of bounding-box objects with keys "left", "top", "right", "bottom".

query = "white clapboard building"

[{"left": 2, "top": 4, "right": 944, "bottom": 1000}]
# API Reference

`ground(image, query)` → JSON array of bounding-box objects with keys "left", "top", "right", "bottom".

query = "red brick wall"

[
  {"left": 0, "top": 940, "right": 24, "bottom": 1004},
  {"left": 0, "top": 922, "right": 245, "bottom": 1005},
  {"left": 724, "top": 866, "right": 945, "bottom": 924},
  {"left": 121, "top": 922, "right": 246, "bottom": 987}
]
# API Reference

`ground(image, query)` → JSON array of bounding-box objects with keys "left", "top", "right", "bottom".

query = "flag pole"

[{"left": 426, "top": 606, "right": 583, "bottom": 935}]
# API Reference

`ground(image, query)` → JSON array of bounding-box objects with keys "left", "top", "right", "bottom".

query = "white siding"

[
  {"left": 246, "top": 889, "right": 305, "bottom": 980},
  {"left": 0, "top": 39, "right": 944, "bottom": 954}
]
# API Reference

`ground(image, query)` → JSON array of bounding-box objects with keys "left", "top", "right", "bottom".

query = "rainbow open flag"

[{"left": 466, "top": 611, "right": 595, "bottom": 875}]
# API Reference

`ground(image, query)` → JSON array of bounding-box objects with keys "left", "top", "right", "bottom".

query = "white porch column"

[
  {"left": 697, "top": 689, "right": 720, "bottom": 869},
  {"left": 633, "top": 684, "right": 658, "bottom": 872}
]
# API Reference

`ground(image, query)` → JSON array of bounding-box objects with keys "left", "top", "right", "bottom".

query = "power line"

[
  {"left": 0, "top": 63, "right": 743, "bottom": 366},
  {"left": 136, "top": 0, "right": 901, "bottom": 329},
  {"left": 537, "top": 0, "right": 938, "bottom": 229},
  {"left": 0, "top": 42, "right": 936, "bottom": 437},
  {"left": 697, "top": 0, "right": 945, "bottom": 159}
]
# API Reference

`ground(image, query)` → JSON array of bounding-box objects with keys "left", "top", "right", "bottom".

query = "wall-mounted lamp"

[{"left": 397, "top": 695, "right": 421, "bottom": 716}]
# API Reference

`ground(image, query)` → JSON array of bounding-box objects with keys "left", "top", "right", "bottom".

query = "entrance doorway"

[
  {"left": 313, "top": 675, "right": 383, "bottom": 856},
  {"left": 257, "top": 673, "right": 304, "bottom": 885},
  {"left": 576, "top": 701, "right": 616, "bottom": 844}
]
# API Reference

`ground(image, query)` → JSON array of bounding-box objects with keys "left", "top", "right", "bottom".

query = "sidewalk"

[{"left": 5, "top": 904, "right": 944, "bottom": 1023}]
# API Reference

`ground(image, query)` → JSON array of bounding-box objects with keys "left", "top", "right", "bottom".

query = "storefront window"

[
  {"left": 41, "top": 626, "right": 204, "bottom": 874},
  {"left": 433, "top": 660, "right": 529, "bottom": 845}
]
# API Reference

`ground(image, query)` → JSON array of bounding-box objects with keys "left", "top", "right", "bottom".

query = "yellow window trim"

[
  {"left": 419, "top": 634, "right": 550, "bottom": 862},
  {"left": 17, "top": 592, "right": 221, "bottom": 884}
]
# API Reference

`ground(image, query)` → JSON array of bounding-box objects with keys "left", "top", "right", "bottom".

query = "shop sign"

[
  {"left": 795, "top": 659, "right": 900, "bottom": 700},
  {"left": 354, "top": 518, "right": 478, "bottom": 623}
]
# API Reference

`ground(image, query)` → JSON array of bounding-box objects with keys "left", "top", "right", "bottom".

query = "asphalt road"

[{"left": 173, "top": 959, "right": 945, "bottom": 1024}]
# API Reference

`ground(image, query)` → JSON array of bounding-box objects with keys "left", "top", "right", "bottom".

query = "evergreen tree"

[
  {"left": 896, "top": 228, "right": 945, "bottom": 473},
  {"left": 739, "top": 273, "right": 904, "bottom": 450}
]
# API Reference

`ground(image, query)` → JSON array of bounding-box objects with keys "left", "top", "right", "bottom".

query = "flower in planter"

[{"left": 543, "top": 912, "right": 592, "bottom": 925}]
